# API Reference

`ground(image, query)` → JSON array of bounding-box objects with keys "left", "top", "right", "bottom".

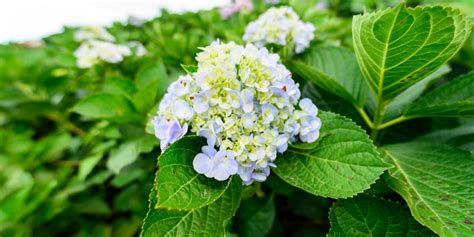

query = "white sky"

[{"left": 0, "top": 0, "right": 231, "bottom": 43}]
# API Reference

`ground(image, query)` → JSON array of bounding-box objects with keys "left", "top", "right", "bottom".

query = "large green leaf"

[
  {"left": 290, "top": 46, "right": 368, "bottom": 107},
  {"left": 383, "top": 65, "right": 450, "bottom": 120},
  {"left": 352, "top": 3, "right": 470, "bottom": 101},
  {"left": 133, "top": 60, "right": 171, "bottom": 113},
  {"left": 416, "top": 123, "right": 474, "bottom": 152},
  {"left": 273, "top": 111, "right": 389, "bottom": 198},
  {"left": 155, "top": 136, "right": 232, "bottom": 210},
  {"left": 382, "top": 142, "right": 474, "bottom": 236},
  {"left": 328, "top": 195, "right": 435, "bottom": 236},
  {"left": 405, "top": 72, "right": 474, "bottom": 117},
  {"left": 141, "top": 176, "right": 241, "bottom": 237},
  {"left": 236, "top": 195, "right": 275, "bottom": 237},
  {"left": 72, "top": 93, "right": 140, "bottom": 122}
]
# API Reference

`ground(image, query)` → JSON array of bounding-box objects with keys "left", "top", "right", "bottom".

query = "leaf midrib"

[{"left": 375, "top": 5, "right": 401, "bottom": 102}]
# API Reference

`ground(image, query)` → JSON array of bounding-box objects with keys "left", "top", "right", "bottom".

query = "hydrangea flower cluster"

[
  {"left": 73, "top": 26, "right": 147, "bottom": 68},
  {"left": 74, "top": 41, "right": 132, "bottom": 68},
  {"left": 153, "top": 41, "right": 321, "bottom": 185},
  {"left": 243, "top": 7, "right": 315, "bottom": 54}
]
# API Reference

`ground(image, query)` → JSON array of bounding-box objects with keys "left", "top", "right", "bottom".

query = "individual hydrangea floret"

[
  {"left": 243, "top": 7, "right": 315, "bottom": 54},
  {"left": 153, "top": 41, "right": 321, "bottom": 185}
]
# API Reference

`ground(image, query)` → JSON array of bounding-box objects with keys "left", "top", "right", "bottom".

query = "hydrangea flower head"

[
  {"left": 153, "top": 41, "right": 321, "bottom": 185},
  {"left": 74, "top": 41, "right": 132, "bottom": 68},
  {"left": 243, "top": 7, "right": 315, "bottom": 54},
  {"left": 73, "top": 26, "right": 146, "bottom": 68}
]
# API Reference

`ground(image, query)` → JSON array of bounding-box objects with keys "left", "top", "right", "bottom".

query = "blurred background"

[{"left": 1, "top": 0, "right": 230, "bottom": 43}]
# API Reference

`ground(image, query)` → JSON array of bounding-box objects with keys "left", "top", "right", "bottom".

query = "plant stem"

[
  {"left": 377, "top": 116, "right": 410, "bottom": 130},
  {"left": 47, "top": 113, "right": 87, "bottom": 136},
  {"left": 356, "top": 107, "right": 374, "bottom": 129},
  {"left": 370, "top": 97, "right": 386, "bottom": 142}
]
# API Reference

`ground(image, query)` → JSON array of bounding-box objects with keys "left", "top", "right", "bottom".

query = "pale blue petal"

[{"left": 193, "top": 153, "right": 213, "bottom": 174}]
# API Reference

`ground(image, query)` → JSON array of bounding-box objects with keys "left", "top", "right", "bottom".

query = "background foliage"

[{"left": 0, "top": 0, "right": 472, "bottom": 236}]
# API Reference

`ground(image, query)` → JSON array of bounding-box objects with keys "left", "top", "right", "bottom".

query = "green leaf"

[
  {"left": 352, "top": 3, "right": 470, "bottom": 101},
  {"left": 155, "top": 136, "right": 232, "bottom": 210},
  {"left": 77, "top": 153, "right": 102, "bottom": 181},
  {"left": 287, "top": 190, "right": 329, "bottom": 220},
  {"left": 102, "top": 76, "right": 137, "bottom": 97},
  {"left": 328, "top": 195, "right": 435, "bottom": 236},
  {"left": 136, "top": 60, "right": 168, "bottom": 89},
  {"left": 236, "top": 195, "right": 275, "bottom": 237},
  {"left": 290, "top": 46, "right": 368, "bottom": 107},
  {"left": 134, "top": 60, "right": 172, "bottom": 112},
  {"left": 72, "top": 93, "right": 140, "bottom": 122},
  {"left": 141, "top": 176, "right": 241, "bottom": 237},
  {"left": 181, "top": 64, "right": 198, "bottom": 74},
  {"left": 382, "top": 142, "right": 474, "bottom": 236},
  {"left": 416, "top": 123, "right": 474, "bottom": 152},
  {"left": 405, "top": 72, "right": 474, "bottom": 117},
  {"left": 384, "top": 65, "right": 451, "bottom": 120},
  {"left": 273, "top": 111, "right": 389, "bottom": 198},
  {"left": 106, "top": 137, "right": 156, "bottom": 174}
]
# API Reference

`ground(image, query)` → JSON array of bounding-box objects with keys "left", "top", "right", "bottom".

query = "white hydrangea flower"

[
  {"left": 243, "top": 7, "right": 315, "bottom": 54},
  {"left": 74, "top": 25, "right": 115, "bottom": 42},
  {"left": 153, "top": 41, "right": 321, "bottom": 185},
  {"left": 74, "top": 41, "right": 132, "bottom": 68}
]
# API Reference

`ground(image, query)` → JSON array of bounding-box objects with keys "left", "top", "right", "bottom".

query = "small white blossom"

[
  {"left": 153, "top": 41, "right": 321, "bottom": 184},
  {"left": 74, "top": 41, "right": 132, "bottom": 68},
  {"left": 74, "top": 25, "right": 115, "bottom": 42},
  {"left": 74, "top": 26, "right": 146, "bottom": 68},
  {"left": 243, "top": 7, "right": 315, "bottom": 54}
]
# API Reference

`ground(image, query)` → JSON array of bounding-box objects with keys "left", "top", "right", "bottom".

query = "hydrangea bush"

[
  {"left": 0, "top": 1, "right": 472, "bottom": 237},
  {"left": 153, "top": 41, "right": 321, "bottom": 184}
]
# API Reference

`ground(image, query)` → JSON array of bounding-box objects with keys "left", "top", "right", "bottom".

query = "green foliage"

[
  {"left": 72, "top": 93, "right": 140, "bottom": 122},
  {"left": 0, "top": 1, "right": 472, "bottom": 236},
  {"left": 382, "top": 142, "right": 474, "bottom": 236},
  {"left": 235, "top": 195, "right": 276, "bottom": 237},
  {"left": 290, "top": 46, "right": 369, "bottom": 107},
  {"left": 416, "top": 122, "right": 474, "bottom": 151},
  {"left": 329, "top": 195, "right": 435, "bottom": 236},
  {"left": 141, "top": 174, "right": 242, "bottom": 237},
  {"left": 352, "top": 3, "right": 470, "bottom": 101},
  {"left": 383, "top": 65, "right": 451, "bottom": 120},
  {"left": 274, "top": 111, "right": 389, "bottom": 198},
  {"left": 405, "top": 72, "right": 474, "bottom": 117},
  {"left": 154, "top": 136, "right": 232, "bottom": 210}
]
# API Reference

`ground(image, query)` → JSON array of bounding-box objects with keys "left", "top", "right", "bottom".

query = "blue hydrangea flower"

[{"left": 153, "top": 41, "right": 321, "bottom": 184}]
